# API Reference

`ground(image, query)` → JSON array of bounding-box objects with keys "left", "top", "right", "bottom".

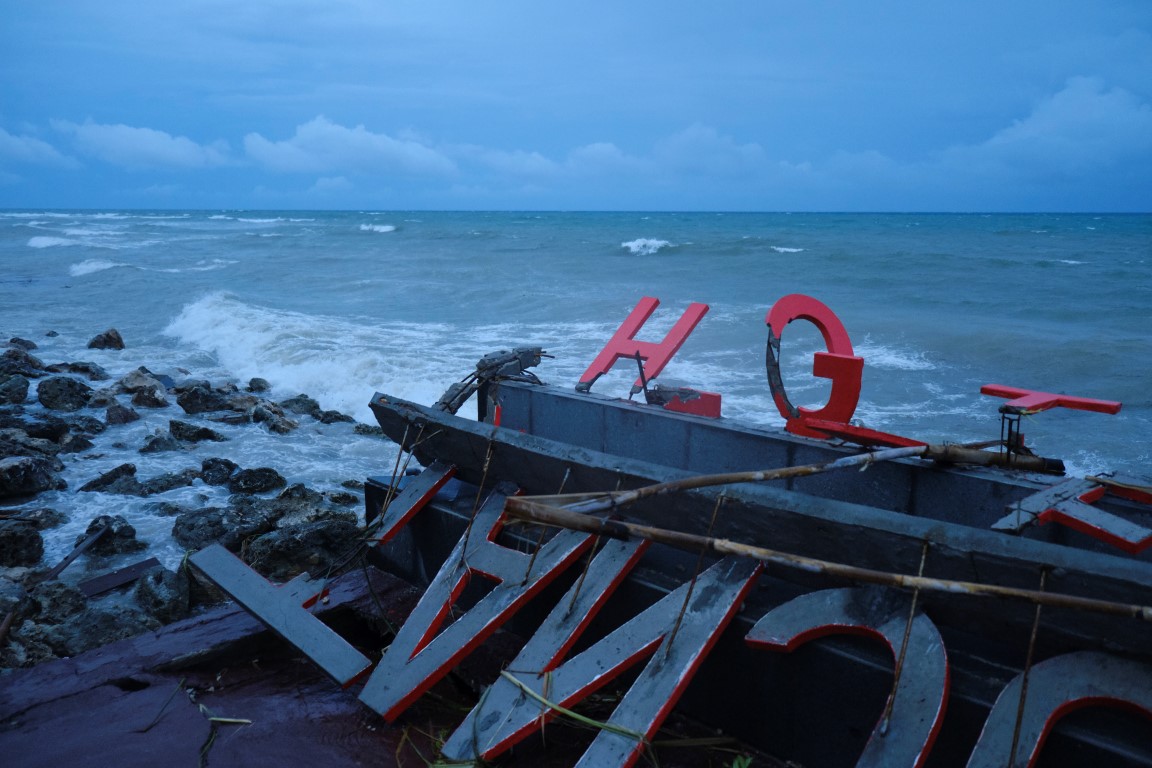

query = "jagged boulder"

[
  {"left": 44, "top": 361, "right": 108, "bottom": 381},
  {"left": 0, "top": 456, "right": 66, "bottom": 499},
  {"left": 79, "top": 463, "right": 144, "bottom": 495},
  {"left": 0, "top": 348, "right": 46, "bottom": 378},
  {"left": 139, "top": 429, "right": 182, "bottom": 454},
  {"left": 130, "top": 387, "right": 169, "bottom": 408},
  {"left": 8, "top": 338, "right": 37, "bottom": 351},
  {"left": 169, "top": 420, "right": 227, "bottom": 443},
  {"left": 245, "top": 519, "right": 359, "bottom": 581},
  {"left": 36, "top": 376, "right": 93, "bottom": 411},
  {"left": 0, "top": 374, "right": 29, "bottom": 404},
  {"left": 172, "top": 505, "right": 279, "bottom": 552},
  {"left": 0, "top": 520, "right": 44, "bottom": 567},
  {"left": 251, "top": 403, "right": 297, "bottom": 434},
  {"left": 200, "top": 457, "right": 239, "bottom": 486},
  {"left": 132, "top": 565, "right": 190, "bottom": 624},
  {"left": 228, "top": 467, "right": 287, "bottom": 495},
  {"left": 139, "top": 468, "right": 200, "bottom": 496},
  {"left": 87, "top": 328, "right": 125, "bottom": 350},
  {"left": 105, "top": 403, "right": 141, "bottom": 425},
  {"left": 279, "top": 394, "right": 322, "bottom": 419},
  {"left": 176, "top": 385, "right": 230, "bottom": 414},
  {"left": 78, "top": 514, "right": 147, "bottom": 556},
  {"left": 246, "top": 377, "right": 271, "bottom": 393}
]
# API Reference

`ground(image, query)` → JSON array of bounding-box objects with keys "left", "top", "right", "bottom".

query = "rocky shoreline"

[{"left": 1, "top": 329, "right": 385, "bottom": 671}]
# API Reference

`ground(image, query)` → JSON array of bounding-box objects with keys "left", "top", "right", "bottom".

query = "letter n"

[{"left": 441, "top": 549, "right": 759, "bottom": 768}]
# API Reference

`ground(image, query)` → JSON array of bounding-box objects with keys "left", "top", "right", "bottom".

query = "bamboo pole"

[
  {"left": 504, "top": 499, "right": 1152, "bottom": 622},
  {"left": 518, "top": 442, "right": 1048, "bottom": 518}
]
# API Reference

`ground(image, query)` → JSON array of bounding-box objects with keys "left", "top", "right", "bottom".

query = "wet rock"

[
  {"left": 139, "top": 429, "right": 183, "bottom": 454},
  {"left": 87, "top": 328, "right": 125, "bottom": 350},
  {"left": 140, "top": 468, "right": 200, "bottom": 496},
  {"left": 251, "top": 403, "right": 298, "bottom": 434},
  {"left": 278, "top": 483, "right": 325, "bottom": 506},
  {"left": 23, "top": 604, "right": 162, "bottom": 657},
  {"left": 118, "top": 367, "right": 168, "bottom": 394},
  {"left": 44, "top": 361, "right": 109, "bottom": 381},
  {"left": 200, "top": 457, "right": 239, "bottom": 486},
  {"left": 225, "top": 393, "right": 261, "bottom": 412},
  {"left": 36, "top": 376, "right": 93, "bottom": 411},
  {"left": 79, "top": 514, "right": 147, "bottom": 556},
  {"left": 172, "top": 505, "right": 279, "bottom": 552},
  {"left": 327, "top": 490, "right": 359, "bottom": 506},
  {"left": 0, "top": 576, "right": 27, "bottom": 614},
  {"left": 19, "top": 415, "right": 69, "bottom": 443},
  {"left": 176, "top": 384, "right": 230, "bottom": 414},
  {"left": 8, "top": 507, "right": 67, "bottom": 529},
  {"left": 57, "top": 433, "right": 94, "bottom": 454},
  {"left": 228, "top": 467, "right": 287, "bottom": 494},
  {"left": 0, "top": 374, "right": 29, "bottom": 404},
  {"left": 130, "top": 387, "right": 169, "bottom": 408},
  {"left": 79, "top": 463, "right": 144, "bottom": 495},
  {"left": 169, "top": 419, "right": 227, "bottom": 443},
  {"left": 67, "top": 414, "right": 106, "bottom": 436},
  {"left": 245, "top": 519, "right": 359, "bottom": 581},
  {"left": 23, "top": 581, "right": 87, "bottom": 624},
  {"left": 319, "top": 410, "right": 356, "bottom": 424},
  {"left": 354, "top": 423, "right": 384, "bottom": 437},
  {"left": 279, "top": 394, "right": 322, "bottom": 419},
  {"left": 246, "top": 377, "right": 271, "bottom": 393},
  {"left": 0, "top": 348, "right": 46, "bottom": 378},
  {"left": 88, "top": 386, "right": 120, "bottom": 408},
  {"left": 0, "top": 456, "right": 66, "bottom": 499},
  {"left": 132, "top": 565, "right": 190, "bottom": 624},
  {"left": 106, "top": 403, "right": 141, "bottom": 425},
  {"left": 8, "top": 338, "right": 37, "bottom": 351},
  {"left": 0, "top": 520, "right": 44, "bottom": 567}
]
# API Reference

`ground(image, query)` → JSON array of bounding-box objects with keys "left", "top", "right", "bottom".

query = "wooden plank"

[{"left": 78, "top": 557, "right": 161, "bottom": 597}]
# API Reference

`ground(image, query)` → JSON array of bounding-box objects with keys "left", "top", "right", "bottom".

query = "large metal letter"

[
  {"left": 966, "top": 651, "right": 1152, "bottom": 768},
  {"left": 745, "top": 587, "right": 949, "bottom": 768},
  {"left": 358, "top": 484, "right": 595, "bottom": 721},
  {"left": 577, "top": 296, "right": 709, "bottom": 395},
  {"left": 442, "top": 554, "right": 760, "bottom": 768}
]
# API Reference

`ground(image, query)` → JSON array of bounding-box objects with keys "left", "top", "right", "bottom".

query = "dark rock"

[
  {"left": 327, "top": 490, "right": 359, "bottom": 506},
  {"left": 66, "top": 414, "right": 106, "bottom": 436},
  {"left": 1, "top": 348, "right": 46, "bottom": 378},
  {"left": 176, "top": 385, "right": 230, "bottom": 414},
  {"left": 8, "top": 337, "right": 37, "bottom": 351},
  {"left": 0, "top": 576, "right": 27, "bottom": 614},
  {"left": 57, "top": 433, "right": 94, "bottom": 454},
  {"left": 8, "top": 507, "right": 67, "bottom": 529},
  {"left": 0, "top": 374, "right": 29, "bottom": 404},
  {"left": 79, "top": 463, "right": 144, "bottom": 495},
  {"left": 251, "top": 404, "right": 297, "bottom": 434},
  {"left": 171, "top": 505, "right": 279, "bottom": 552},
  {"left": 354, "top": 423, "right": 384, "bottom": 437},
  {"left": 319, "top": 410, "right": 356, "bottom": 424},
  {"left": 169, "top": 419, "right": 227, "bottom": 443},
  {"left": 246, "top": 377, "right": 271, "bottom": 392},
  {"left": 87, "top": 328, "right": 125, "bottom": 350},
  {"left": 0, "top": 520, "right": 44, "bottom": 567},
  {"left": 245, "top": 519, "right": 359, "bottom": 581},
  {"left": 19, "top": 415, "right": 69, "bottom": 442},
  {"left": 44, "top": 361, "right": 109, "bottom": 381},
  {"left": 139, "top": 430, "right": 183, "bottom": 454},
  {"left": 139, "top": 468, "right": 200, "bottom": 496},
  {"left": 144, "top": 500, "right": 198, "bottom": 517},
  {"left": 36, "top": 376, "right": 93, "bottom": 411},
  {"left": 130, "top": 387, "right": 169, "bottom": 408},
  {"left": 23, "top": 581, "right": 86, "bottom": 624},
  {"left": 0, "top": 456, "right": 66, "bottom": 499},
  {"left": 22, "top": 604, "right": 161, "bottom": 657},
  {"left": 45, "top": 330, "right": 58, "bottom": 338},
  {"left": 87, "top": 386, "right": 120, "bottom": 408},
  {"left": 225, "top": 393, "right": 261, "bottom": 412},
  {"left": 106, "top": 403, "right": 141, "bottom": 425},
  {"left": 278, "top": 483, "right": 324, "bottom": 505},
  {"left": 200, "top": 457, "right": 239, "bottom": 486},
  {"left": 79, "top": 514, "right": 147, "bottom": 556},
  {"left": 118, "top": 367, "right": 167, "bottom": 394},
  {"left": 279, "top": 394, "right": 322, "bottom": 418},
  {"left": 228, "top": 467, "right": 287, "bottom": 495},
  {"left": 132, "top": 565, "right": 190, "bottom": 623},
  {"left": 0, "top": 429, "right": 61, "bottom": 462}
]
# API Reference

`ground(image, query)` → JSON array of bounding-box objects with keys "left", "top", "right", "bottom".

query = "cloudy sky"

[{"left": 2, "top": 1, "right": 1150, "bottom": 211}]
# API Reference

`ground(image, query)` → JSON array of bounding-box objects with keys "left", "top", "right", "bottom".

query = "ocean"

[{"left": 2, "top": 210, "right": 1149, "bottom": 571}]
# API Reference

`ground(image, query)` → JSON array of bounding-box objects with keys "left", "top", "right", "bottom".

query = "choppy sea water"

[{"left": 2, "top": 210, "right": 1149, "bottom": 572}]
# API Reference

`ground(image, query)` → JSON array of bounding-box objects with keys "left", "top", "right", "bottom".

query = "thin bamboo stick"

[{"left": 504, "top": 499, "right": 1152, "bottom": 622}]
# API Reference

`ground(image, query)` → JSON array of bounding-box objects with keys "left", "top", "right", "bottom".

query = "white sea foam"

[
  {"left": 853, "top": 340, "right": 936, "bottom": 371},
  {"left": 238, "top": 217, "right": 285, "bottom": 223},
  {"left": 208, "top": 214, "right": 233, "bottom": 220},
  {"left": 771, "top": 246, "right": 804, "bottom": 253},
  {"left": 69, "top": 259, "right": 129, "bottom": 276},
  {"left": 28, "top": 236, "right": 80, "bottom": 248},
  {"left": 360, "top": 224, "right": 397, "bottom": 233},
  {"left": 621, "top": 238, "right": 672, "bottom": 255}
]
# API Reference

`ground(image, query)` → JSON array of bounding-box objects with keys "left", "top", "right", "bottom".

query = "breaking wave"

[
  {"left": 621, "top": 238, "right": 672, "bottom": 256},
  {"left": 69, "top": 259, "right": 130, "bottom": 276},
  {"left": 360, "top": 224, "right": 397, "bottom": 233}
]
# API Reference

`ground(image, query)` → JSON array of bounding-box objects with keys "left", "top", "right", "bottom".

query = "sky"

[{"left": 1, "top": 1, "right": 1150, "bottom": 212}]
